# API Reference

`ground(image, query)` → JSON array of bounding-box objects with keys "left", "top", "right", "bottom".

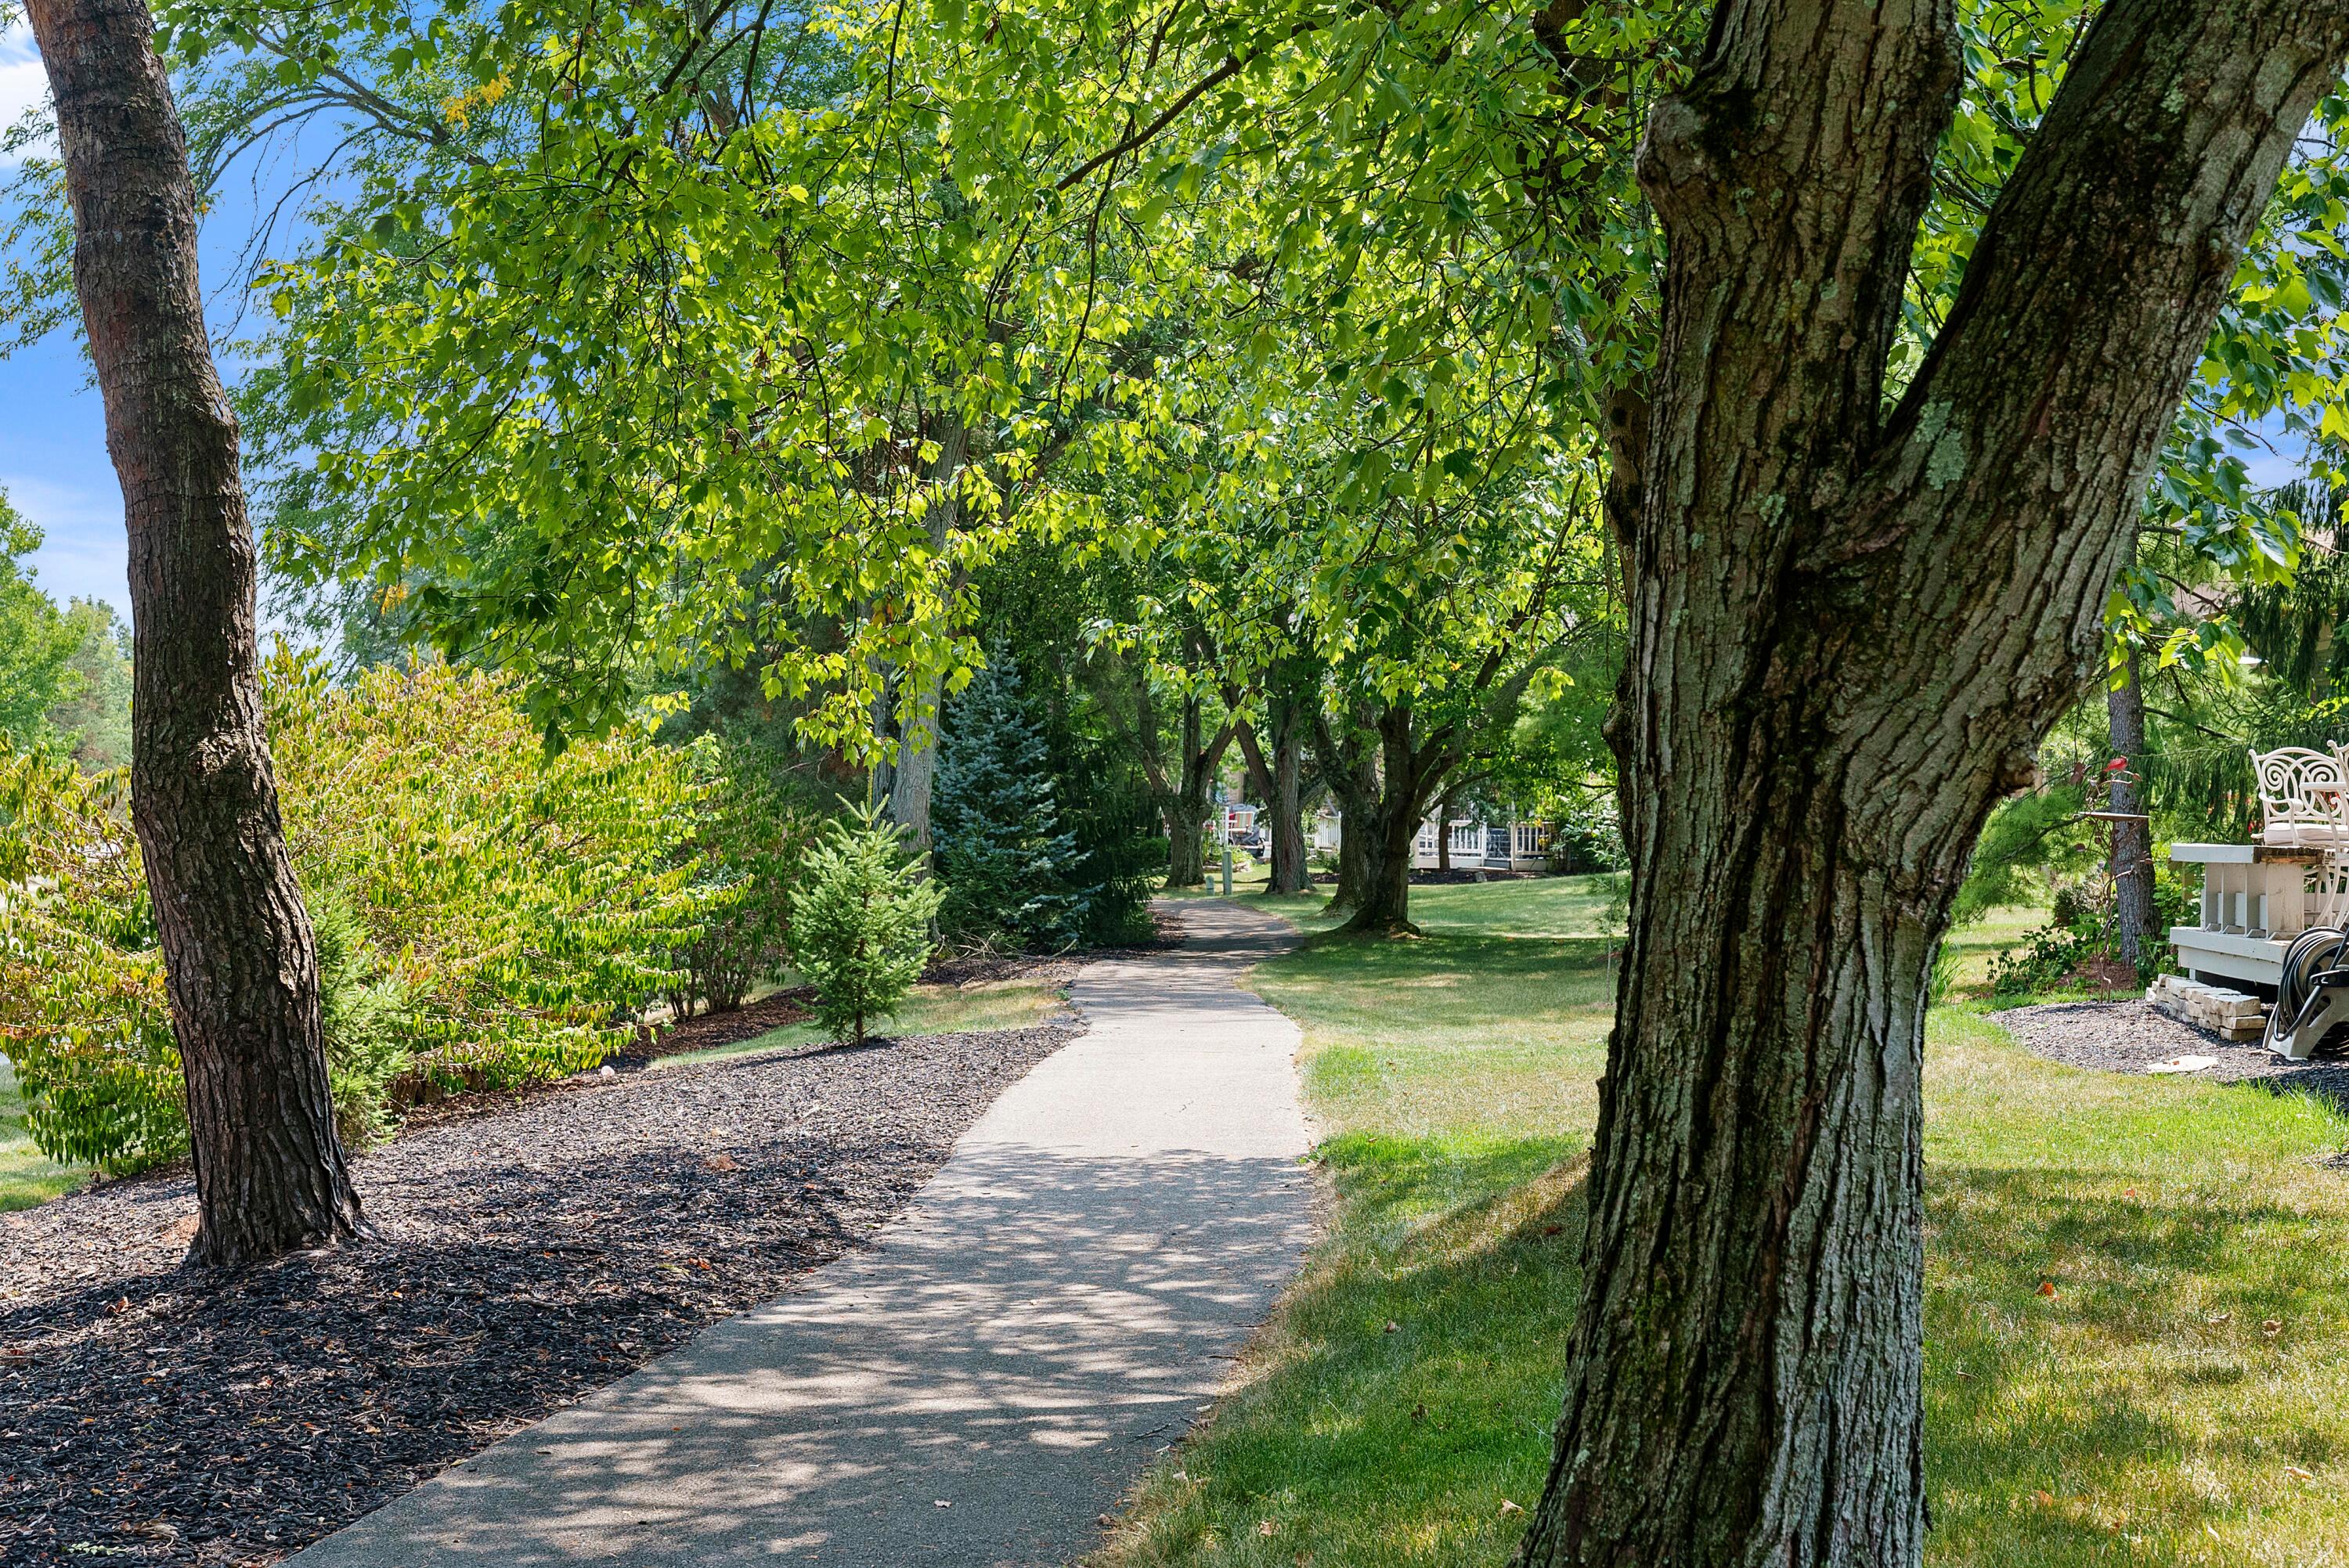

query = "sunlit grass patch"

[
  {"left": 1, "top": 1053, "right": 90, "bottom": 1213},
  {"left": 1104, "top": 891, "right": 2349, "bottom": 1566},
  {"left": 1922, "top": 1011, "right": 2349, "bottom": 1566}
]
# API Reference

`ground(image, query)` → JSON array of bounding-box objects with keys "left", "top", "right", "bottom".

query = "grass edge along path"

[{"left": 1099, "top": 881, "right": 2349, "bottom": 1568}]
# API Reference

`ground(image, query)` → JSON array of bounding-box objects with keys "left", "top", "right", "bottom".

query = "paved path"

[{"left": 289, "top": 899, "right": 1314, "bottom": 1568}]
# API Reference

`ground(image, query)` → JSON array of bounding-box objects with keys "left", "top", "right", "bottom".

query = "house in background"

[{"left": 1304, "top": 806, "right": 1553, "bottom": 871}]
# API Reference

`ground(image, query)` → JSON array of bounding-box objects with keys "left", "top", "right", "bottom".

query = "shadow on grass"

[
  {"left": 1110, "top": 1133, "right": 1586, "bottom": 1567},
  {"left": 1925, "top": 1163, "right": 2349, "bottom": 1561}
]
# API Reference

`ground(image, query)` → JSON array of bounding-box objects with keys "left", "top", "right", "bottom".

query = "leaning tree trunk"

[
  {"left": 1514, "top": 2, "right": 2346, "bottom": 1564},
  {"left": 2109, "top": 641, "right": 2157, "bottom": 968},
  {"left": 30, "top": 0, "right": 365, "bottom": 1265}
]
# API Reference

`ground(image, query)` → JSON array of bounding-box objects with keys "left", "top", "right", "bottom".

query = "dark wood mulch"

[
  {"left": 1994, "top": 998, "right": 2349, "bottom": 1110},
  {"left": 0, "top": 1024, "right": 1077, "bottom": 1567}
]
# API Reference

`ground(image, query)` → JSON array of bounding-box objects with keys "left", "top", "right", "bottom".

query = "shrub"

[
  {"left": 263, "top": 650, "right": 719, "bottom": 1099},
  {"left": 0, "top": 752, "right": 184, "bottom": 1172},
  {"left": 0, "top": 651, "right": 758, "bottom": 1170},
  {"left": 309, "top": 887, "right": 411, "bottom": 1144},
  {"left": 663, "top": 740, "right": 810, "bottom": 1018},
  {"left": 790, "top": 806, "right": 943, "bottom": 1044}
]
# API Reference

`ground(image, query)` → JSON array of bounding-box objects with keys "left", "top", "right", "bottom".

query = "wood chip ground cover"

[
  {"left": 1995, "top": 998, "right": 2349, "bottom": 1105},
  {"left": 0, "top": 1025, "right": 1075, "bottom": 1566}
]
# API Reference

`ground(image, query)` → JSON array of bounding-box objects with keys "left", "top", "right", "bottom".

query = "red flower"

[{"left": 2104, "top": 756, "right": 2129, "bottom": 773}]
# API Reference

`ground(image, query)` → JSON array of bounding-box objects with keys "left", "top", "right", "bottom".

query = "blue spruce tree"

[{"left": 933, "top": 648, "right": 1093, "bottom": 950}]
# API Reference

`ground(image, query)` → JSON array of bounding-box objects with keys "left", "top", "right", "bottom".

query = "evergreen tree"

[
  {"left": 933, "top": 650, "right": 1093, "bottom": 950},
  {"left": 788, "top": 806, "right": 942, "bottom": 1046}
]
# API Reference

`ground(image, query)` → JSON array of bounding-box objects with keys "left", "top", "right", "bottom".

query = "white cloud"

[
  {"left": 0, "top": 23, "right": 56, "bottom": 168},
  {"left": 3, "top": 470, "right": 126, "bottom": 618}
]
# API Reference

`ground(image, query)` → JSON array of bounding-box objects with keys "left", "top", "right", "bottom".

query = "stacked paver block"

[{"left": 2146, "top": 974, "right": 2266, "bottom": 1042}]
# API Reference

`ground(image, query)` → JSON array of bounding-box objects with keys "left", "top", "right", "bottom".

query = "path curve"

[{"left": 287, "top": 899, "right": 1313, "bottom": 1568}]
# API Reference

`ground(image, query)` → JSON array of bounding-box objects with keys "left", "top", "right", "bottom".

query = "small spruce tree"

[
  {"left": 933, "top": 650, "right": 1094, "bottom": 950},
  {"left": 788, "top": 806, "right": 944, "bottom": 1045}
]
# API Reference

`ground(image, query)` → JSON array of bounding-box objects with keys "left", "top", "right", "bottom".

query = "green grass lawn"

[
  {"left": 653, "top": 975, "right": 1069, "bottom": 1069},
  {"left": 1, "top": 1053, "right": 91, "bottom": 1213},
  {"left": 1102, "top": 883, "right": 2349, "bottom": 1567}
]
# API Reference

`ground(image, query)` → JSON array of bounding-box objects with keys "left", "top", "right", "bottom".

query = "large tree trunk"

[
  {"left": 1314, "top": 713, "right": 1378, "bottom": 917},
  {"left": 2109, "top": 642, "right": 2157, "bottom": 968},
  {"left": 1515, "top": 2, "right": 2345, "bottom": 1563},
  {"left": 1318, "top": 705, "right": 1455, "bottom": 936},
  {"left": 1235, "top": 687, "right": 1314, "bottom": 895},
  {"left": 31, "top": 0, "right": 365, "bottom": 1265},
  {"left": 1151, "top": 693, "right": 1232, "bottom": 889}
]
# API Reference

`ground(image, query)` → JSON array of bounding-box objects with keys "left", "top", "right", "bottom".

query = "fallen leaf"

[
  {"left": 1098, "top": 1515, "right": 1113, "bottom": 1528},
  {"left": 2034, "top": 1491, "right": 2055, "bottom": 1508},
  {"left": 2206, "top": 1310, "right": 2232, "bottom": 1325},
  {"left": 1499, "top": 1499, "right": 1524, "bottom": 1516},
  {"left": 1410, "top": 1403, "right": 1427, "bottom": 1422},
  {"left": 2036, "top": 1281, "right": 2057, "bottom": 1298},
  {"left": 2122, "top": 1188, "right": 2137, "bottom": 1199},
  {"left": 702, "top": 1152, "right": 742, "bottom": 1173},
  {"left": 1543, "top": 1224, "right": 1564, "bottom": 1236},
  {"left": 2262, "top": 1317, "right": 2283, "bottom": 1338},
  {"left": 2286, "top": 1465, "right": 2315, "bottom": 1480},
  {"left": 1259, "top": 1520, "right": 1277, "bottom": 1537},
  {"left": 1384, "top": 1320, "right": 1401, "bottom": 1334}
]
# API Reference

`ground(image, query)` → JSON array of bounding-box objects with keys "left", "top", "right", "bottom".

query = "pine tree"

[
  {"left": 933, "top": 650, "right": 1093, "bottom": 950},
  {"left": 788, "top": 807, "right": 943, "bottom": 1045}
]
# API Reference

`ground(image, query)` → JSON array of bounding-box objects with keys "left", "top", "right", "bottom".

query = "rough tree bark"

[
  {"left": 1269, "top": 709, "right": 1310, "bottom": 893},
  {"left": 29, "top": 0, "right": 366, "bottom": 1265},
  {"left": 1234, "top": 685, "right": 1314, "bottom": 894},
  {"left": 1514, "top": 2, "right": 2348, "bottom": 1563},
  {"left": 1315, "top": 706, "right": 1458, "bottom": 934},
  {"left": 1135, "top": 676, "right": 1235, "bottom": 889},
  {"left": 2109, "top": 642, "right": 2157, "bottom": 968}
]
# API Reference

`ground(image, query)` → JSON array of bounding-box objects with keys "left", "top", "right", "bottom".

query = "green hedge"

[{"left": 0, "top": 652, "right": 795, "bottom": 1173}]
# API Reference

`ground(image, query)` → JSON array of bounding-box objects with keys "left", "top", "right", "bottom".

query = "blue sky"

[
  {"left": 2, "top": 19, "right": 285, "bottom": 626},
  {"left": 0, "top": 21, "right": 128, "bottom": 619}
]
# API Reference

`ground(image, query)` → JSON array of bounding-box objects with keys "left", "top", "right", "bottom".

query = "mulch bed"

[
  {"left": 1994, "top": 998, "right": 2349, "bottom": 1108},
  {"left": 622, "top": 988, "right": 814, "bottom": 1064},
  {"left": 0, "top": 1024, "right": 1077, "bottom": 1567}
]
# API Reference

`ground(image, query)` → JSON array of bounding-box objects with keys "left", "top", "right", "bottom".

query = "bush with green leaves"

[
  {"left": 264, "top": 650, "right": 723, "bottom": 1099},
  {"left": 789, "top": 806, "right": 943, "bottom": 1044},
  {"left": 933, "top": 651, "right": 1092, "bottom": 951},
  {"left": 0, "top": 651, "right": 768, "bottom": 1170},
  {"left": 0, "top": 752, "right": 185, "bottom": 1171},
  {"left": 663, "top": 740, "right": 811, "bottom": 1018}
]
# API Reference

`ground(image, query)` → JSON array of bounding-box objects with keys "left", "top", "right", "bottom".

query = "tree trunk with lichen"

[
  {"left": 29, "top": 0, "right": 366, "bottom": 1266},
  {"left": 1514, "top": 2, "right": 2348, "bottom": 1563}
]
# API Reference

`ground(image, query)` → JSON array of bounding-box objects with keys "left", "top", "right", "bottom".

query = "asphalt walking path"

[{"left": 288, "top": 899, "right": 1315, "bottom": 1568}]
